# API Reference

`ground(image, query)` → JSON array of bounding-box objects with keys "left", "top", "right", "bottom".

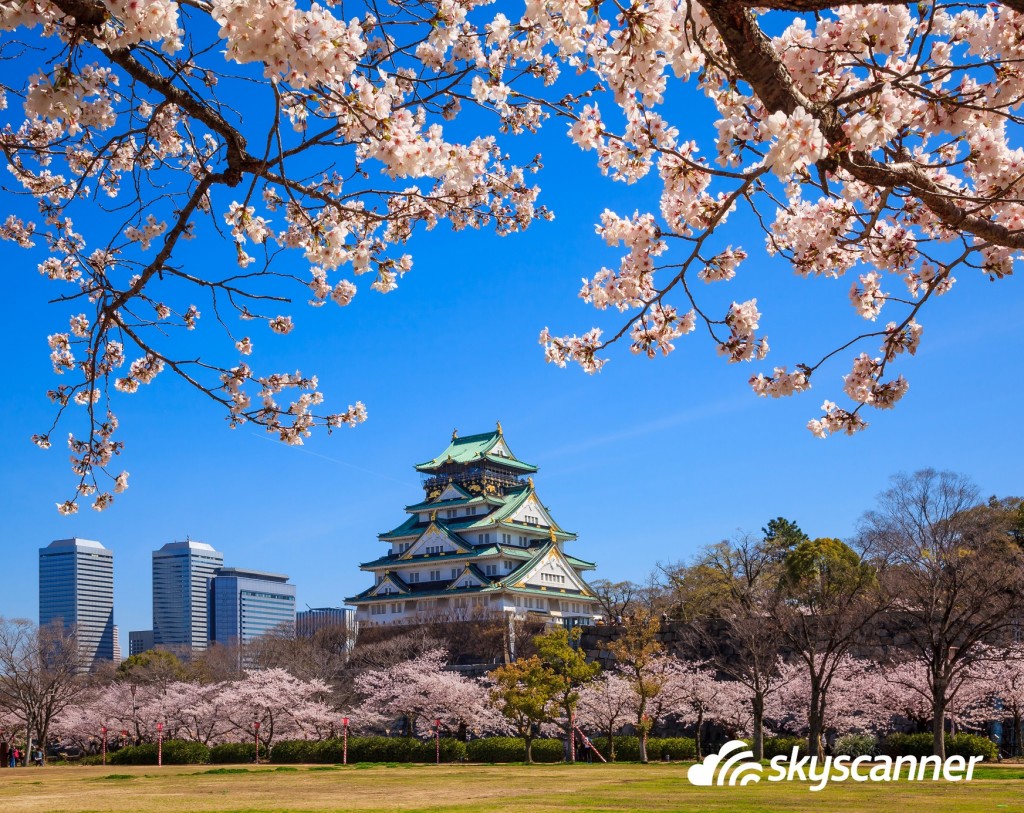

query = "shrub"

[
  {"left": 576, "top": 736, "right": 696, "bottom": 762},
  {"left": 834, "top": 734, "right": 878, "bottom": 758},
  {"left": 267, "top": 740, "right": 314, "bottom": 764},
  {"left": 651, "top": 738, "right": 697, "bottom": 761},
  {"left": 210, "top": 742, "right": 267, "bottom": 764},
  {"left": 108, "top": 740, "right": 209, "bottom": 765},
  {"left": 882, "top": 733, "right": 934, "bottom": 758},
  {"left": 946, "top": 734, "right": 998, "bottom": 761},
  {"left": 268, "top": 737, "right": 466, "bottom": 764},
  {"left": 466, "top": 737, "right": 562, "bottom": 763},
  {"left": 763, "top": 737, "right": 808, "bottom": 759}
]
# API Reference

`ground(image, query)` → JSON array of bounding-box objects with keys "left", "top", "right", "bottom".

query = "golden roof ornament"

[
  {"left": 496, "top": 420, "right": 503, "bottom": 435},
  {"left": 549, "top": 526, "right": 557, "bottom": 543},
  {"left": 527, "top": 476, "right": 534, "bottom": 488},
  {"left": 452, "top": 428, "right": 458, "bottom": 440},
  {"left": 430, "top": 510, "right": 437, "bottom": 521}
]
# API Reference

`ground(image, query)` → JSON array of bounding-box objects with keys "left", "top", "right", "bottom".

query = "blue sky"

[{"left": 2, "top": 20, "right": 1022, "bottom": 639}]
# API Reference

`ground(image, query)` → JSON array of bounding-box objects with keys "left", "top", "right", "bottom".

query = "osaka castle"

[{"left": 347, "top": 424, "right": 601, "bottom": 627}]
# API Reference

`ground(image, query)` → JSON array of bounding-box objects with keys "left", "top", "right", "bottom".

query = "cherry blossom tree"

[
  {"left": 221, "top": 668, "right": 334, "bottom": 752},
  {"left": 766, "top": 656, "right": 895, "bottom": 742},
  {"left": 55, "top": 679, "right": 164, "bottom": 746},
  {"left": 354, "top": 648, "right": 495, "bottom": 737},
  {"left": 5, "top": 2, "right": 1024, "bottom": 509},
  {"left": 575, "top": 671, "right": 634, "bottom": 760},
  {"left": 878, "top": 656, "right": 997, "bottom": 736},
  {"left": 987, "top": 645, "right": 1024, "bottom": 757},
  {"left": 860, "top": 470, "right": 1024, "bottom": 757},
  {"left": 0, "top": 618, "right": 84, "bottom": 764},
  {"left": 537, "top": 1, "right": 1024, "bottom": 439},
  {"left": 658, "top": 657, "right": 738, "bottom": 759}
]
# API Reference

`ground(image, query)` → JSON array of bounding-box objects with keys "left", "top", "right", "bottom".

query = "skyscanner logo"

[
  {"left": 686, "top": 741, "right": 763, "bottom": 786},
  {"left": 687, "top": 740, "right": 984, "bottom": 792}
]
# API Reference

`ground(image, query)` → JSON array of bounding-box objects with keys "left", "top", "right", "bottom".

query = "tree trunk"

[
  {"left": 751, "top": 693, "right": 765, "bottom": 761},
  {"left": 932, "top": 674, "right": 947, "bottom": 759},
  {"left": 639, "top": 729, "right": 648, "bottom": 764},
  {"left": 808, "top": 681, "right": 825, "bottom": 761},
  {"left": 606, "top": 724, "right": 616, "bottom": 762},
  {"left": 695, "top": 709, "right": 704, "bottom": 761},
  {"left": 1014, "top": 712, "right": 1022, "bottom": 758},
  {"left": 525, "top": 734, "right": 534, "bottom": 764}
]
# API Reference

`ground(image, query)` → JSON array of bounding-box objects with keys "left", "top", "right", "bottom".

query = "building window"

[
  {"left": 541, "top": 573, "right": 566, "bottom": 585},
  {"left": 446, "top": 509, "right": 457, "bottom": 518},
  {"left": 408, "top": 572, "right": 420, "bottom": 583},
  {"left": 425, "top": 545, "right": 443, "bottom": 555},
  {"left": 525, "top": 516, "right": 538, "bottom": 525},
  {"left": 466, "top": 507, "right": 477, "bottom": 516},
  {"left": 371, "top": 605, "right": 386, "bottom": 616},
  {"left": 484, "top": 564, "right": 497, "bottom": 576},
  {"left": 480, "top": 533, "right": 490, "bottom": 544},
  {"left": 501, "top": 533, "right": 511, "bottom": 545},
  {"left": 429, "top": 570, "right": 441, "bottom": 581},
  {"left": 450, "top": 568, "right": 459, "bottom": 579}
]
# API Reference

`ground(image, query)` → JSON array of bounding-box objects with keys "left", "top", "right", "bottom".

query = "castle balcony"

[{"left": 421, "top": 466, "right": 529, "bottom": 495}]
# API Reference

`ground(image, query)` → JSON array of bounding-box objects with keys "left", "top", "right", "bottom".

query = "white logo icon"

[{"left": 686, "top": 740, "right": 763, "bottom": 786}]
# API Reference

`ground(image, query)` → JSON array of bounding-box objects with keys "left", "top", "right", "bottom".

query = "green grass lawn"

[{"left": 1, "top": 762, "right": 1022, "bottom": 813}]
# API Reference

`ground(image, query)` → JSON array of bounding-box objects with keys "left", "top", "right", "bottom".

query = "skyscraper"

[
  {"left": 209, "top": 568, "right": 296, "bottom": 646},
  {"left": 152, "top": 540, "right": 223, "bottom": 651},
  {"left": 39, "top": 538, "right": 114, "bottom": 671}
]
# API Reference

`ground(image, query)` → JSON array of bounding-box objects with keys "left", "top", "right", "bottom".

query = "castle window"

[
  {"left": 408, "top": 572, "right": 420, "bottom": 583},
  {"left": 446, "top": 509, "right": 457, "bottom": 518},
  {"left": 429, "top": 570, "right": 441, "bottom": 581},
  {"left": 466, "top": 507, "right": 477, "bottom": 516},
  {"left": 371, "top": 605, "right": 386, "bottom": 616},
  {"left": 450, "top": 568, "right": 459, "bottom": 579}
]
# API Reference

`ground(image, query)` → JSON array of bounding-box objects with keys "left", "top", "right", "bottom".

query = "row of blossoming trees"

[
  {"left": 16, "top": 627, "right": 1024, "bottom": 765},
  {"left": 2, "top": 468, "right": 1021, "bottom": 763}
]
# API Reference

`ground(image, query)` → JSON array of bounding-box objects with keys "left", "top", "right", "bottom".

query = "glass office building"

[
  {"left": 39, "top": 538, "right": 114, "bottom": 671},
  {"left": 209, "top": 568, "right": 296, "bottom": 646},
  {"left": 152, "top": 540, "right": 223, "bottom": 651}
]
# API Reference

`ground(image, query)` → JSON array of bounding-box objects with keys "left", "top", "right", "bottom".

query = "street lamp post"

[
  {"left": 101, "top": 727, "right": 107, "bottom": 766},
  {"left": 434, "top": 719, "right": 441, "bottom": 765},
  {"left": 342, "top": 718, "right": 349, "bottom": 766},
  {"left": 254, "top": 722, "right": 261, "bottom": 765},
  {"left": 156, "top": 723, "right": 163, "bottom": 768}
]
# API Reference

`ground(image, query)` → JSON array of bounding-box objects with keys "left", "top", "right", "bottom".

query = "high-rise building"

[
  {"left": 39, "top": 538, "right": 115, "bottom": 671},
  {"left": 152, "top": 540, "right": 223, "bottom": 651},
  {"left": 128, "top": 629, "right": 154, "bottom": 657},
  {"left": 296, "top": 607, "right": 356, "bottom": 643},
  {"left": 209, "top": 568, "right": 296, "bottom": 646},
  {"left": 112, "top": 625, "right": 122, "bottom": 665},
  {"left": 347, "top": 424, "right": 600, "bottom": 627}
]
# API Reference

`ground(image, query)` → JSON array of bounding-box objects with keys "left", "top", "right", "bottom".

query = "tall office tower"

[
  {"left": 209, "top": 568, "right": 296, "bottom": 647},
  {"left": 39, "top": 538, "right": 115, "bottom": 671},
  {"left": 112, "top": 625, "right": 122, "bottom": 665},
  {"left": 152, "top": 540, "right": 223, "bottom": 652}
]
